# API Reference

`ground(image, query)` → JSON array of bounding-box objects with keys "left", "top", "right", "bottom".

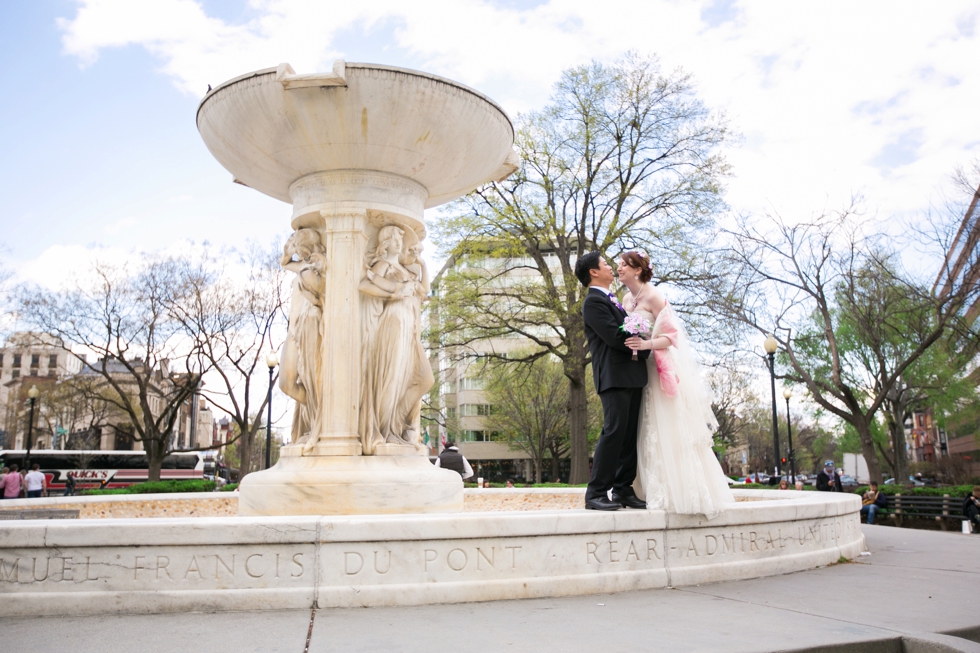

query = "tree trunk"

[
  {"left": 239, "top": 421, "right": 253, "bottom": 480},
  {"left": 854, "top": 418, "right": 883, "bottom": 485},
  {"left": 892, "top": 402, "right": 910, "bottom": 487},
  {"left": 550, "top": 452, "right": 560, "bottom": 481},
  {"left": 567, "top": 372, "right": 590, "bottom": 485},
  {"left": 146, "top": 439, "right": 164, "bottom": 482},
  {"left": 534, "top": 456, "right": 543, "bottom": 484}
]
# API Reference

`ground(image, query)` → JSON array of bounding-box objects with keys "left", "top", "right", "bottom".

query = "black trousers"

[{"left": 586, "top": 387, "right": 643, "bottom": 500}]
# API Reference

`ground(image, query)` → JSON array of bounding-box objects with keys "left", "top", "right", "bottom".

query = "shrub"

[
  {"left": 81, "top": 479, "right": 216, "bottom": 496},
  {"left": 853, "top": 485, "right": 974, "bottom": 498},
  {"left": 220, "top": 483, "right": 239, "bottom": 492}
]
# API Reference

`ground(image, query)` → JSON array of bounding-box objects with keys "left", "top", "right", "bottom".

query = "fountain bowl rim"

[{"left": 195, "top": 61, "right": 514, "bottom": 140}]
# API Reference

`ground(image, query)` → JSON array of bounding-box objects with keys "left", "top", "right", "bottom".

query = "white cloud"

[
  {"left": 17, "top": 244, "right": 137, "bottom": 290},
  {"left": 55, "top": 0, "right": 980, "bottom": 227},
  {"left": 16, "top": 240, "right": 215, "bottom": 291},
  {"left": 103, "top": 216, "right": 136, "bottom": 234}
]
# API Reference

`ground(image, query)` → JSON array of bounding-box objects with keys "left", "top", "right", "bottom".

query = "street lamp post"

[
  {"left": 783, "top": 388, "right": 796, "bottom": 485},
  {"left": 763, "top": 335, "right": 780, "bottom": 480},
  {"left": 265, "top": 351, "right": 278, "bottom": 470},
  {"left": 24, "top": 384, "right": 40, "bottom": 470}
]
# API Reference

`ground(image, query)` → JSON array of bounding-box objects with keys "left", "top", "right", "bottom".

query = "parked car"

[
  {"left": 884, "top": 476, "right": 926, "bottom": 487},
  {"left": 838, "top": 475, "right": 859, "bottom": 491}
]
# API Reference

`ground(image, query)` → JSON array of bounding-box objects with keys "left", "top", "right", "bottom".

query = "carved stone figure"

[
  {"left": 278, "top": 228, "right": 326, "bottom": 454},
  {"left": 359, "top": 225, "right": 435, "bottom": 454}
]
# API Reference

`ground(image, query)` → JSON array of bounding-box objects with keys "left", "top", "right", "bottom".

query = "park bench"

[
  {"left": 0, "top": 509, "right": 79, "bottom": 520},
  {"left": 882, "top": 494, "right": 968, "bottom": 530}
]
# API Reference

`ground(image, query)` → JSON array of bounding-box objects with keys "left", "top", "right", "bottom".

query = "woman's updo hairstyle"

[{"left": 620, "top": 250, "right": 653, "bottom": 283}]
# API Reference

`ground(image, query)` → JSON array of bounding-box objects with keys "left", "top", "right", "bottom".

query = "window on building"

[
  {"left": 49, "top": 355, "right": 58, "bottom": 368},
  {"left": 459, "top": 404, "right": 493, "bottom": 417},
  {"left": 446, "top": 407, "right": 456, "bottom": 419},
  {"left": 31, "top": 354, "right": 39, "bottom": 367},
  {"left": 13, "top": 354, "right": 21, "bottom": 367},
  {"left": 0, "top": 353, "right": 4, "bottom": 367},
  {"left": 459, "top": 377, "right": 485, "bottom": 391},
  {"left": 11, "top": 370, "right": 19, "bottom": 379},
  {"left": 461, "top": 430, "right": 501, "bottom": 442}
]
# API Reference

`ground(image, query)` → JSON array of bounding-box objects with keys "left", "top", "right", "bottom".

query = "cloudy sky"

[{"left": 2, "top": 0, "right": 979, "bottom": 288}]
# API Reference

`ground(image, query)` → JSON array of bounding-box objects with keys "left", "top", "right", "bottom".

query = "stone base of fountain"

[
  {"left": 0, "top": 490, "right": 864, "bottom": 616},
  {"left": 237, "top": 455, "right": 463, "bottom": 516}
]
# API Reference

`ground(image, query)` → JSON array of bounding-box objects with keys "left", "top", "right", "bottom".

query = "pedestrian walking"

[
  {"left": 1, "top": 464, "right": 23, "bottom": 499},
  {"left": 64, "top": 472, "right": 77, "bottom": 497},
  {"left": 24, "top": 464, "right": 47, "bottom": 498}
]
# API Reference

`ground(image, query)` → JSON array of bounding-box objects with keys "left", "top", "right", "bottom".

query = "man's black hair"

[
  {"left": 575, "top": 252, "right": 601, "bottom": 288},
  {"left": 444, "top": 441, "right": 456, "bottom": 449}
]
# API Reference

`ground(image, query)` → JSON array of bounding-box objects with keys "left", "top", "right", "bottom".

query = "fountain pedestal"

[
  {"left": 197, "top": 62, "right": 517, "bottom": 516},
  {"left": 237, "top": 455, "right": 462, "bottom": 516}
]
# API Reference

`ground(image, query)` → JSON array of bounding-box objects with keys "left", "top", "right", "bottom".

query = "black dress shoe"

[
  {"left": 585, "top": 496, "right": 622, "bottom": 511},
  {"left": 612, "top": 493, "right": 647, "bottom": 509}
]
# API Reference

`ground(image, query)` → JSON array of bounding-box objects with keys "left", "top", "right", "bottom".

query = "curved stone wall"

[{"left": 0, "top": 490, "right": 863, "bottom": 616}]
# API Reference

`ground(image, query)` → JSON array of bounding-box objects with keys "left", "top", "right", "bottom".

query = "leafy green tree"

[
  {"left": 432, "top": 54, "right": 730, "bottom": 483},
  {"left": 483, "top": 356, "right": 602, "bottom": 483},
  {"left": 877, "top": 336, "right": 979, "bottom": 484},
  {"left": 483, "top": 358, "right": 569, "bottom": 484},
  {"left": 223, "top": 423, "right": 283, "bottom": 472},
  {"left": 711, "top": 210, "right": 980, "bottom": 484}
]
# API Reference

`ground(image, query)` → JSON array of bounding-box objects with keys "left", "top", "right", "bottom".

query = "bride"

[{"left": 619, "top": 250, "right": 735, "bottom": 519}]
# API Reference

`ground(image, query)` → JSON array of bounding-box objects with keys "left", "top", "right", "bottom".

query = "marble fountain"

[{"left": 0, "top": 62, "right": 864, "bottom": 616}]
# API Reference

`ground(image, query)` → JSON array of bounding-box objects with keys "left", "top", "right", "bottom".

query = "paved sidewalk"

[{"left": 4, "top": 525, "right": 978, "bottom": 653}]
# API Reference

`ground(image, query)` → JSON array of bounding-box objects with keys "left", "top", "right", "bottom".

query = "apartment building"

[
  {"left": 1, "top": 332, "right": 217, "bottom": 453},
  {"left": 0, "top": 333, "right": 82, "bottom": 448},
  {"left": 428, "top": 251, "right": 569, "bottom": 482}
]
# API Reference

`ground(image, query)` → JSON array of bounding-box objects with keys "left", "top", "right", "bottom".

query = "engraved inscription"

[
  {"left": 1, "top": 551, "right": 308, "bottom": 586},
  {"left": 586, "top": 538, "right": 660, "bottom": 564}
]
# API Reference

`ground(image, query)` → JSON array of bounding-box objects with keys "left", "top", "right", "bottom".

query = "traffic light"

[{"left": 780, "top": 457, "right": 787, "bottom": 465}]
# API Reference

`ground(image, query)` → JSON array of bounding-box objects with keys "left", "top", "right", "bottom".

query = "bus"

[{"left": 0, "top": 450, "right": 209, "bottom": 494}]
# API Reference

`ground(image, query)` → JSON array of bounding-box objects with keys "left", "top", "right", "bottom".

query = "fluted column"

[{"left": 310, "top": 211, "right": 366, "bottom": 455}]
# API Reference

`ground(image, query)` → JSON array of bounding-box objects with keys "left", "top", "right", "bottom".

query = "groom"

[{"left": 575, "top": 252, "right": 649, "bottom": 511}]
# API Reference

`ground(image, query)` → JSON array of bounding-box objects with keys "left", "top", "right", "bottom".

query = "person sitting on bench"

[
  {"left": 964, "top": 486, "right": 980, "bottom": 534},
  {"left": 861, "top": 482, "right": 886, "bottom": 525}
]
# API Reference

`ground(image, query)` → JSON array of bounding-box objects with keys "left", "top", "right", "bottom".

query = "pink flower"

[{"left": 620, "top": 314, "right": 652, "bottom": 336}]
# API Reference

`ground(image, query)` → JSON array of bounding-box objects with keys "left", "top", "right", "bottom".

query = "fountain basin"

[
  {"left": 0, "top": 490, "right": 864, "bottom": 616},
  {"left": 197, "top": 61, "right": 517, "bottom": 216}
]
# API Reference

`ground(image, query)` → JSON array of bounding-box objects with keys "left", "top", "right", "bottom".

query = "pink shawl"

[{"left": 654, "top": 310, "right": 680, "bottom": 398}]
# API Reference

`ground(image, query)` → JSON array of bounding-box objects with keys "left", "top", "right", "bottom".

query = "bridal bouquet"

[{"left": 620, "top": 314, "right": 652, "bottom": 361}]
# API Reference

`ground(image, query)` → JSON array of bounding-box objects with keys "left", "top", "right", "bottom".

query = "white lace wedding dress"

[{"left": 631, "top": 300, "right": 735, "bottom": 519}]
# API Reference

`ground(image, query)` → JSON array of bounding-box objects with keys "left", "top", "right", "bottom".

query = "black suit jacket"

[{"left": 582, "top": 287, "right": 649, "bottom": 393}]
